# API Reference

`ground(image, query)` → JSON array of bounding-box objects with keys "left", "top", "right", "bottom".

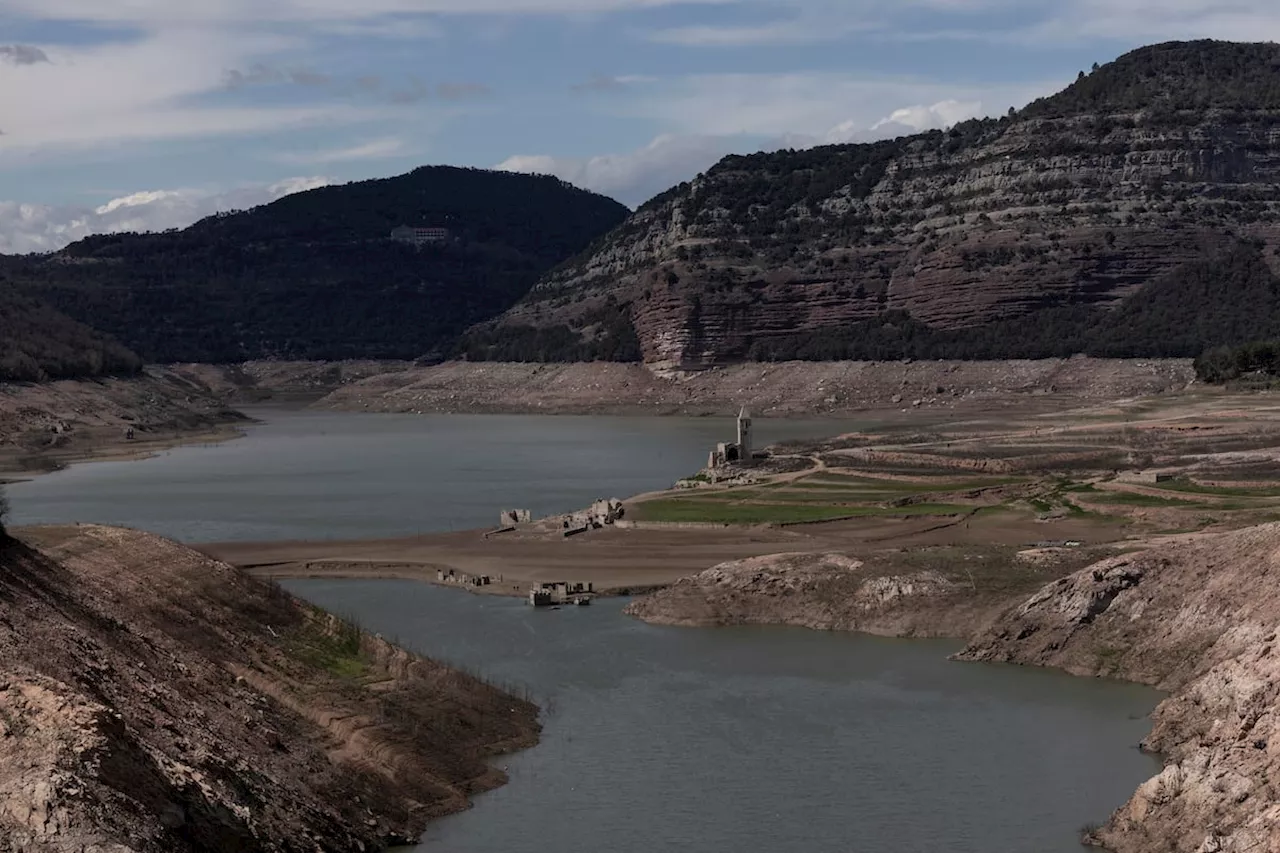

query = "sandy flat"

[{"left": 202, "top": 511, "right": 1116, "bottom": 596}]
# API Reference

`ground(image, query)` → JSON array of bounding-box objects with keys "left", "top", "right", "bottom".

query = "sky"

[{"left": 1, "top": 1, "right": 1279, "bottom": 253}]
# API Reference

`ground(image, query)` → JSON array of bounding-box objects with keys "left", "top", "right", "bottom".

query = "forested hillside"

[
  {"left": 0, "top": 286, "right": 141, "bottom": 381},
  {"left": 467, "top": 40, "right": 1280, "bottom": 368},
  {"left": 2, "top": 167, "right": 628, "bottom": 363}
]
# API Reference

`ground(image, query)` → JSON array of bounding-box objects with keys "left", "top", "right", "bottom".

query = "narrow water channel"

[{"left": 287, "top": 580, "right": 1163, "bottom": 853}]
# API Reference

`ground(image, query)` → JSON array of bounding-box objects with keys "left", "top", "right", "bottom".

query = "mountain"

[
  {"left": 464, "top": 40, "right": 1280, "bottom": 369},
  {"left": 1, "top": 167, "right": 629, "bottom": 363},
  {"left": 0, "top": 288, "right": 141, "bottom": 381}
]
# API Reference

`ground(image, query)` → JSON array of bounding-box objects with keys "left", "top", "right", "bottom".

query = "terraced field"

[{"left": 632, "top": 391, "right": 1280, "bottom": 536}]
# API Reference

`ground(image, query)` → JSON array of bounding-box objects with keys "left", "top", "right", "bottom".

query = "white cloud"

[
  {"left": 0, "top": 31, "right": 386, "bottom": 157},
  {"left": 276, "top": 137, "right": 409, "bottom": 164},
  {"left": 0, "top": 0, "right": 737, "bottom": 25},
  {"left": 1026, "top": 0, "right": 1280, "bottom": 43},
  {"left": 642, "top": 0, "right": 1280, "bottom": 48},
  {"left": 498, "top": 134, "right": 732, "bottom": 205},
  {"left": 0, "top": 176, "right": 331, "bottom": 254},
  {"left": 496, "top": 96, "right": 1003, "bottom": 206},
  {"left": 615, "top": 73, "right": 1056, "bottom": 139},
  {"left": 819, "top": 99, "right": 983, "bottom": 144}
]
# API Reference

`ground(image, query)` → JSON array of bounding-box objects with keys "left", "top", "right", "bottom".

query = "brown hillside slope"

[
  {"left": 0, "top": 369, "right": 248, "bottom": 474},
  {"left": 0, "top": 525, "right": 538, "bottom": 853},
  {"left": 478, "top": 41, "right": 1280, "bottom": 368},
  {"left": 957, "top": 524, "right": 1280, "bottom": 852}
]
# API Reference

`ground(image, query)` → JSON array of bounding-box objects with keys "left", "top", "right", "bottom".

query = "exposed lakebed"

[{"left": 8, "top": 409, "right": 1163, "bottom": 851}]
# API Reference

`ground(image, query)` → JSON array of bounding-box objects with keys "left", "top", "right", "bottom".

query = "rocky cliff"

[
  {"left": 0, "top": 525, "right": 539, "bottom": 852},
  {"left": 471, "top": 41, "right": 1280, "bottom": 369}
]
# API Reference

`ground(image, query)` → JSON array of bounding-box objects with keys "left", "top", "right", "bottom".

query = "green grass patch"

[
  {"left": 287, "top": 614, "right": 369, "bottom": 680},
  {"left": 1084, "top": 491, "right": 1203, "bottom": 508},
  {"left": 1148, "top": 477, "right": 1280, "bottom": 498},
  {"left": 801, "top": 473, "right": 1025, "bottom": 492}
]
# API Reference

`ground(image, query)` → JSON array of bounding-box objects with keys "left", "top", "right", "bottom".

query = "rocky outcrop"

[
  {"left": 478, "top": 41, "right": 1280, "bottom": 368},
  {"left": 0, "top": 525, "right": 539, "bottom": 853},
  {"left": 956, "top": 523, "right": 1280, "bottom": 852},
  {"left": 624, "top": 552, "right": 995, "bottom": 637}
]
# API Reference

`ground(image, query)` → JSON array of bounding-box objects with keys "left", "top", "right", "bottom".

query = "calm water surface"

[
  {"left": 287, "top": 580, "right": 1162, "bottom": 853},
  {"left": 8, "top": 409, "right": 1162, "bottom": 850},
  {"left": 8, "top": 410, "right": 846, "bottom": 542}
]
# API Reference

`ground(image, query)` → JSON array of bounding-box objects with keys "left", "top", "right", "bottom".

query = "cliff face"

[
  {"left": 0, "top": 525, "right": 539, "bottom": 853},
  {"left": 956, "top": 524, "right": 1280, "bottom": 852},
  {"left": 475, "top": 41, "right": 1280, "bottom": 369}
]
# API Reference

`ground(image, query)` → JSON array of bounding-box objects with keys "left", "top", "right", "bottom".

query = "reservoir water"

[
  {"left": 288, "top": 580, "right": 1162, "bottom": 853},
  {"left": 6, "top": 409, "right": 1164, "bottom": 850},
  {"left": 7, "top": 409, "right": 847, "bottom": 542}
]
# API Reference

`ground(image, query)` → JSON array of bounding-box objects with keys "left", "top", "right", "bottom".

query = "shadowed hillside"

[
  {"left": 1, "top": 167, "right": 629, "bottom": 364},
  {"left": 0, "top": 287, "right": 141, "bottom": 381}
]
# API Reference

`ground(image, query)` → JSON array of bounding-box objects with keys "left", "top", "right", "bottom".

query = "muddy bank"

[
  {"left": 307, "top": 358, "right": 1194, "bottom": 416},
  {"left": 0, "top": 369, "right": 248, "bottom": 475},
  {"left": 0, "top": 524, "right": 539, "bottom": 853}
]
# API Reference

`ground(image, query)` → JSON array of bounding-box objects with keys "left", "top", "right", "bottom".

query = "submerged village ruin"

[{"left": 436, "top": 409, "right": 763, "bottom": 606}]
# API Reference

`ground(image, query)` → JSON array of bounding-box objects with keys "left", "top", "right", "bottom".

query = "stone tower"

[{"left": 737, "top": 406, "right": 753, "bottom": 462}]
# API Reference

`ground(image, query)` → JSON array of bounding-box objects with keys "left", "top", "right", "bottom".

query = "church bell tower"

[{"left": 737, "top": 407, "right": 753, "bottom": 463}]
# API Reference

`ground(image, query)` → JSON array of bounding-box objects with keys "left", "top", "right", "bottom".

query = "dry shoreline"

[
  {"left": 0, "top": 369, "right": 254, "bottom": 477},
  {"left": 0, "top": 524, "right": 540, "bottom": 852},
  {"left": 203, "top": 508, "right": 1110, "bottom": 602}
]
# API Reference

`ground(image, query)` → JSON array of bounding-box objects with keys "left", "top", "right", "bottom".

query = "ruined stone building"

[{"left": 708, "top": 407, "right": 754, "bottom": 469}]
